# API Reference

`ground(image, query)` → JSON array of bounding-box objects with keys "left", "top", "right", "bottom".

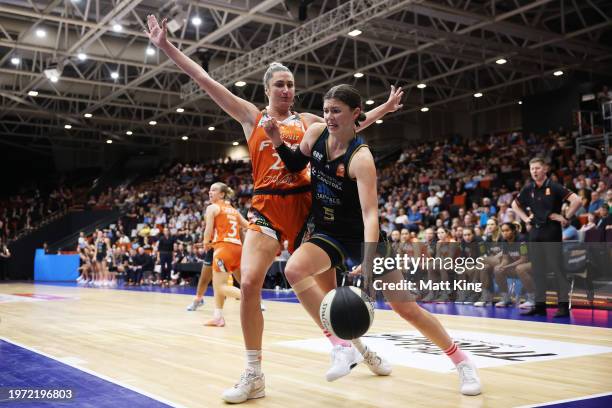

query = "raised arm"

[
  {"left": 146, "top": 15, "right": 259, "bottom": 129},
  {"left": 300, "top": 85, "right": 404, "bottom": 131}
]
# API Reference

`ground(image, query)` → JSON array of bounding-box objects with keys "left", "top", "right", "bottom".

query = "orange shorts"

[
  {"left": 248, "top": 191, "right": 312, "bottom": 254},
  {"left": 212, "top": 242, "right": 242, "bottom": 273}
]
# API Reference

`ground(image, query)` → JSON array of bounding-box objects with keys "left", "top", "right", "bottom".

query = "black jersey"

[
  {"left": 502, "top": 239, "right": 528, "bottom": 262},
  {"left": 310, "top": 128, "right": 369, "bottom": 242},
  {"left": 95, "top": 240, "right": 107, "bottom": 256}
]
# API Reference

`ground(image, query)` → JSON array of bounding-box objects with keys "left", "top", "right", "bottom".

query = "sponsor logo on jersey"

[{"left": 336, "top": 163, "right": 345, "bottom": 177}]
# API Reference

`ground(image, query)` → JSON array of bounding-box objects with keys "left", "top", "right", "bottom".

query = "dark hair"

[
  {"left": 501, "top": 222, "right": 516, "bottom": 233},
  {"left": 324, "top": 84, "right": 366, "bottom": 126}
]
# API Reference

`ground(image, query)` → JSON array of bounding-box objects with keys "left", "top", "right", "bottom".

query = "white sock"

[
  {"left": 246, "top": 350, "right": 262, "bottom": 374},
  {"left": 213, "top": 308, "right": 222, "bottom": 319},
  {"left": 352, "top": 338, "right": 368, "bottom": 355}
]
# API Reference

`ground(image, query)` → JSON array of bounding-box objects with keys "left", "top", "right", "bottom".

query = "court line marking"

[
  {"left": 515, "top": 391, "right": 612, "bottom": 407},
  {"left": 0, "top": 336, "right": 185, "bottom": 408}
]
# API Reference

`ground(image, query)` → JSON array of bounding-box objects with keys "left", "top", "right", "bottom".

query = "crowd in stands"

[
  {"left": 378, "top": 129, "right": 611, "bottom": 305},
  {"left": 0, "top": 186, "right": 75, "bottom": 243},
  {"left": 74, "top": 161, "right": 253, "bottom": 287},
  {"left": 2, "top": 126, "right": 611, "bottom": 304}
]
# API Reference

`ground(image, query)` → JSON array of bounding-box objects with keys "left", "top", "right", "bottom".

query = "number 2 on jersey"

[{"left": 270, "top": 153, "right": 285, "bottom": 171}]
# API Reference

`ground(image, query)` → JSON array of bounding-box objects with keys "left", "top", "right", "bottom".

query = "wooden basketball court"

[{"left": 1, "top": 282, "right": 611, "bottom": 407}]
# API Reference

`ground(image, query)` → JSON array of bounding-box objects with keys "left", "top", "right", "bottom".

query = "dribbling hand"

[{"left": 145, "top": 15, "right": 169, "bottom": 49}]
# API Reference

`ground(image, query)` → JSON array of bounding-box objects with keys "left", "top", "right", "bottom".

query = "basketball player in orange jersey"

[
  {"left": 201, "top": 182, "right": 247, "bottom": 327},
  {"left": 146, "top": 15, "right": 402, "bottom": 403}
]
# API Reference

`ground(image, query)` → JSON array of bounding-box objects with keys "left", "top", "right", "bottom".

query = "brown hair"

[
  {"left": 263, "top": 62, "right": 292, "bottom": 91},
  {"left": 324, "top": 84, "right": 366, "bottom": 126},
  {"left": 529, "top": 157, "right": 548, "bottom": 166}
]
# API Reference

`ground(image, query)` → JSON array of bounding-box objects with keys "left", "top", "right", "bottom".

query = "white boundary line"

[
  {"left": 515, "top": 392, "right": 612, "bottom": 407},
  {"left": 0, "top": 336, "right": 184, "bottom": 408}
]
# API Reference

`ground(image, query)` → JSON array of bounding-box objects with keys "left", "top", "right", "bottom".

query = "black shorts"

[
  {"left": 96, "top": 254, "right": 106, "bottom": 263},
  {"left": 203, "top": 248, "right": 214, "bottom": 266},
  {"left": 307, "top": 231, "right": 394, "bottom": 274}
]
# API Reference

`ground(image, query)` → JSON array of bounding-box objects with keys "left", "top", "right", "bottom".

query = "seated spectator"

[
  {"left": 588, "top": 191, "right": 604, "bottom": 213},
  {"left": 493, "top": 223, "right": 534, "bottom": 309}
]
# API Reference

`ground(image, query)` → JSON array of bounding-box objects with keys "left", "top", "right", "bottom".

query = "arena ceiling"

[{"left": 1, "top": 0, "right": 611, "bottom": 154}]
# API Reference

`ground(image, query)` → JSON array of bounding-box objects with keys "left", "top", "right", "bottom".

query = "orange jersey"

[
  {"left": 212, "top": 202, "right": 242, "bottom": 247},
  {"left": 247, "top": 111, "right": 310, "bottom": 193}
]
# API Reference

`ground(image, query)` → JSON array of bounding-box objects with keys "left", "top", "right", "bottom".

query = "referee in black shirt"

[
  {"left": 157, "top": 229, "right": 175, "bottom": 285},
  {"left": 512, "top": 157, "right": 581, "bottom": 317}
]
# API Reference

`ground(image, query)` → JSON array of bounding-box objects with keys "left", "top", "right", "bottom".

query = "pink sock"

[
  {"left": 443, "top": 342, "right": 468, "bottom": 365},
  {"left": 323, "top": 329, "right": 351, "bottom": 347}
]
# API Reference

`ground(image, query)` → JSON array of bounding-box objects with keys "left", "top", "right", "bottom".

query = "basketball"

[{"left": 320, "top": 286, "right": 375, "bottom": 340}]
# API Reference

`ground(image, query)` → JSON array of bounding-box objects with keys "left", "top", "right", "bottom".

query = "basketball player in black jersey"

[
  {"left": 93, "top": 230, "right": 110, "bottom": 286},
  {"left": 263, "top": 84, "right": 481, "bottom": 395}
]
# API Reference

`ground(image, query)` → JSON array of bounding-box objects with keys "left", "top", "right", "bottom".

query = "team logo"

[
  {"left": 336, "top": 163, "right": 345, "bottom": 177},
  {"left": 278, "top": 330, "right": 612, "bottom": 372},
  {"left": 312, "top": 150, "right": 323, "bottom": 161}
]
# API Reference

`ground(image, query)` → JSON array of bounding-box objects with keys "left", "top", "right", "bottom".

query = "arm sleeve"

[{"left": 275, "top": 143, "right": 309, "bottom": 172}]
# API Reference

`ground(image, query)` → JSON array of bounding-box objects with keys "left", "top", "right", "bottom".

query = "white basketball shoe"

[{"left": 325, "top": 345, "right": 363, "bottom": 382}]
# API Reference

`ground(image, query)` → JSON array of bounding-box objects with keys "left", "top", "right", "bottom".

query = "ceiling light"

[
  {"left": 182, "top": 135, "right": 189, "bottom": 141},
  {"left": 495, "top": 58, "right": 507, "bottom": 65},
  {"left": 146, "top": 47, "right": 155, "bottom": 56},
  {"left": 417, "top": 83, "right": 427, "bottom": 89},
  {"left": 148, "top": 120, "right": 157, "bottom": 125},
  {"left": 50, "top": 76, "right": 58, "bottom": 83},
  {"left": 348, "top": 29, "right": 362, "bottom": 37},
  {"left": 234, "top": 81, "right": 246, "bottom": 87},
  {"left": 35, "top": 29, "right": 46, "bottom": 38},
  {"left": 64, "top": 124, "right": 72, "bottom": 129},
  {"left": 83, "top": 113, "right": 92, "bottom": 118},
  {"left": 375, "top": 119, "right": 383, "bottom": 124},
  {"left": 176, "top": 107, "right": 184, "bottom": 113},
  {"left": 208, "top": 126, "right": 215, "bottom": 131},
  {"left": 353, "top": 72, "right": 364, "bottom": 78},
  {"left": 112, "top": 24, "right": 122, "bottom": 32},
  {"left": 44, "top": 68, "right": 60, "bottom": 80},
  {"left": 111, "top": 72, "right": 119, "bottom": 79},
  {"left": 191, "top": 17, "right": 202, "bottom": 26},
  {"left": 232, "top": 141, "right": 239, "bottom": 146},
  {"left": 126, "top": 130, "right": 133, "bottom": 135},
  {"left": 77, "top": 52, "right": 87, "bottom": 61},
  {"left": 474, "top": 92, "right": 483, "bottom": 98},
  {"left": 553, "top": 70, "right": 563, "bottom": 76},
  {"left": 365, "top": 99, "right": 374, "bottom": 105},
  {"left": 518, "top": 101, "right": 523, "bottom": 105},
  {"left": 421, "top": 107, "right": 429, "bottom": 112},
  {"left": 11, "top": 57, "right": 20, "bottom": 65},
  {"left": 28, "top": 91, "right": 38, "bottom": 97},
  {"left": 106, "top": 139, "right": 113, "bottom": 144}
]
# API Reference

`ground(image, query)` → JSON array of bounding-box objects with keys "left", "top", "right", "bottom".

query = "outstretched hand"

[
  {"left": 262, "top": 117, "right": 283, "bottom": 146},
  {"left": 384, "top": 85, "right": 404, "bottom": 113},
  {"left": 145, "top": 15, "right": 169, "bottom": 49}
]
